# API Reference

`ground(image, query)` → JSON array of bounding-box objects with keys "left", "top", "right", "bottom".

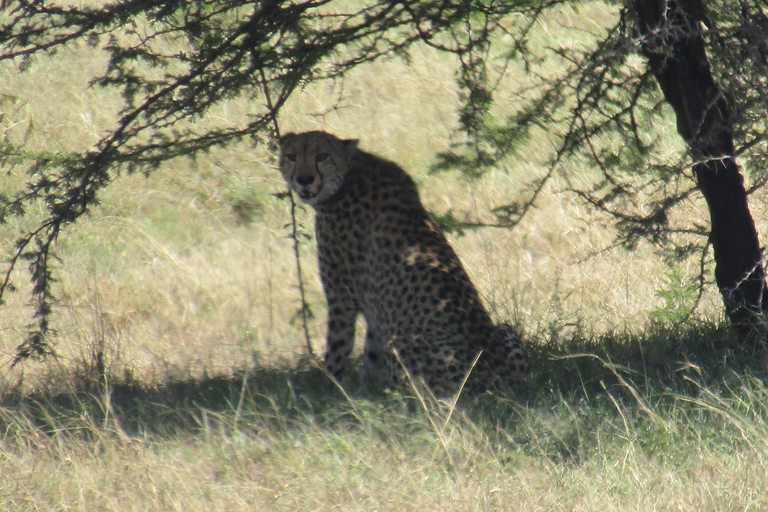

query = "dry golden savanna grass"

[
  {"left": 0, "top": 2, "right": 745, "bottom": 383},
  {"left": 2, "top": 4, "right": 768, "bottom": 511}
]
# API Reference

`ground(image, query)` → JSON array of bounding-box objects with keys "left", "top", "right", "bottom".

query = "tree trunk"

[{"left": 634, "top": 0, "right": 768, "bottom": 338}]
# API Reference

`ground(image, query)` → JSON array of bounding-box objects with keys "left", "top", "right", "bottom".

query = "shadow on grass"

[
  {"left": 529, "top": 322, "right": 767, "bottom": 397},
  {"left": 0, "top": 358, "right": 351, "bottom": 439},
  {"left": 0, "top": 322, "right": 765, "bottom": 447}
]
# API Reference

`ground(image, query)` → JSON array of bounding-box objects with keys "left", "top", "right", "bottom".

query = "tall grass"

[
  {"left": 2, "top": 5, "right": 768, "bottom": 510},
  {"left": 1, "top": 326, "right": 767, "bottom": 510}
]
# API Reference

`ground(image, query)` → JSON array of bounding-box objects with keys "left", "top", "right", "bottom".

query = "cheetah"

[{"left": 277, "top": 130, "right": 529, "bottom": 396}]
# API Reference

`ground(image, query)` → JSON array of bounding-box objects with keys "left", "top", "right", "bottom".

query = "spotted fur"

[{"left": 278, "top": 131, "right": 529, "bottom": 395}]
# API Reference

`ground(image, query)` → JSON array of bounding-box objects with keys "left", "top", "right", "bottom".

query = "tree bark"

[{"left": 634, "top": 0, "right": 768, "bottom": 338}]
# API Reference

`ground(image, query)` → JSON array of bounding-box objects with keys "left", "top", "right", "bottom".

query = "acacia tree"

[
  {"left": 0, "top": 0, "right": 767, "bottom": 361},
  {"left": 634, "top": 0, "right": 768, "bottom": 335},
  {"left": 586, "top": 0, "right": 768, "bottom": 338},
  {"left": 440, "top": 0, "right": 768, "bottom": 338}
]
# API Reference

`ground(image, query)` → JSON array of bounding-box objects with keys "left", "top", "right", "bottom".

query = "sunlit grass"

[{"left": 1, "top": 326, "right": 767, "bottom": 510}]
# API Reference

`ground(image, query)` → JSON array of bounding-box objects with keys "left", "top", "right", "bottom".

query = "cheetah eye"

[
  {"left": 316, "top": 153, "right": 330, "bottom": 163},
  {"left": 285, "top": 153, "right": 297, "bottom": 163}
]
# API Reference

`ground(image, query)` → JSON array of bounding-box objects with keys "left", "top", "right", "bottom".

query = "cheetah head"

[{"left": 278, "top": 131, "right": 359, "bottom": 206}]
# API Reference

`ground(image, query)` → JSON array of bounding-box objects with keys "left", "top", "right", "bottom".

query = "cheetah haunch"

[{"left": 278, "top": 130, "right": 529, "bottom": 395}]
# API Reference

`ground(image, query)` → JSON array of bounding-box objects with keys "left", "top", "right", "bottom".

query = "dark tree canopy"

[{"left": 1, "top": 0, "right": 768, "bottom": 360}]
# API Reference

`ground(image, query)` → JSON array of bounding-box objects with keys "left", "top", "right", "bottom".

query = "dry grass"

[
  {"left": 2, "top": 4, "right": 768, "bottom": 510},
  {"left": 1, "top": 353, "right": 768, "bottom": 511}
]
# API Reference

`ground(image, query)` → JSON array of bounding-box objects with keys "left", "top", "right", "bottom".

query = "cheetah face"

[{"left": 278, "top": 131, "right": 358, "bottom": 206}]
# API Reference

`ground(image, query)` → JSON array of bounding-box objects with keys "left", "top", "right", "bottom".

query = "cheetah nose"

[{"left": 296, "top": 174, "right": 315, "bottom": 186}]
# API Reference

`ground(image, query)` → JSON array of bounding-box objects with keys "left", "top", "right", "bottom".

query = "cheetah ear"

[
  {"left": 278, "top": 133, "right": 296, "bottom": 146},
  {"left": 342, "top": 138, "right": 359, "bottom": 150}
]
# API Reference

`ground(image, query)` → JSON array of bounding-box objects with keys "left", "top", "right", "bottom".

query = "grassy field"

[{"left": 2, "top": 4, "right": 768, "bottom": 510}]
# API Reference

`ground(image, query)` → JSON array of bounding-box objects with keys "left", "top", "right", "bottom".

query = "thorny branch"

[{"left": 259, "top": 68, "right": 314, "bottom": 358}]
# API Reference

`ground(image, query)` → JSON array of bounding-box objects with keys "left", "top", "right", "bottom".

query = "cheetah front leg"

[
  {"left": 361, "top": 327, "right": 388, "bottom": 391},
  {"left": 322, "top": 293, "right": 359, "bottom": 382},
  {"left": 317, "top": 241, "right": 360, "bottom": 382}
]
